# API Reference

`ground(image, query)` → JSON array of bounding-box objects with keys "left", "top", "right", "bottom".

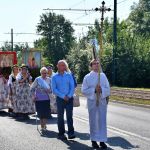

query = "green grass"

[
  {"left": 112, "top": 86, "right": 150, "bottom": 91},
  {"left": 110, "top": 96, "right": 150, "bottom": 106},
  {"left": 76, "top": 86, "right": 150, "bottom": 106}
]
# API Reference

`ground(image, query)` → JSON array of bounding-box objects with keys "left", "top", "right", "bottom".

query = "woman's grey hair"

[{"left": 40, "top": 67, "right": 48, "bottom": 74}]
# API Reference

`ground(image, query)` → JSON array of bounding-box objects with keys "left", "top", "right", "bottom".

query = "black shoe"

[
  {"left": 58, "top": 134, "right": 67, "bottom": 140},
  {"left": 68, "top": 134, "right": 76, "bottom": 139},
  {"left": 100, "top": 142, "right": 107, "bottom": 149},
  {"left": 92, "top": 141, "right": 99, "bottom": 149},
  {"left": 9, "top": 112, "right": 16, "bottom": 117}
]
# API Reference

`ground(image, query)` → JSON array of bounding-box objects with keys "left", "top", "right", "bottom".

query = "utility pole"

[
  {"left": 113, "top": 0, "right": 117, "bottom": 85},
  {"left": 11, "top": 28, "right": 13, "bottom": 51}
]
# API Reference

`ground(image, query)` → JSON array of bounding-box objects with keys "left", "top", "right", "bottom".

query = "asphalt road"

[{"left": 0, "top": 97, "right": 150, "bottom": 150}]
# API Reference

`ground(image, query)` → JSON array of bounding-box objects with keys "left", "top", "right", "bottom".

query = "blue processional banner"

[{"left": 22, "top": 50, "right": 41, "bottom": 68}]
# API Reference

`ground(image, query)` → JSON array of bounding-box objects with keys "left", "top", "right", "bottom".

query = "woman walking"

[
  {"left": 7, "top": 65, "right": 19, "bottom": 116},
  {"left": 31, "top": 67, "right": 51, "bottom": 131},
  {"left": 15, "top": 64, "right": 35, "bottom": 120},
  {"left": 0, "top": 68, "right": 8, "bottom": 110}
]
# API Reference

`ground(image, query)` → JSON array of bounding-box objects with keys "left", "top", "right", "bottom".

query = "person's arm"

[
  {"left": 30, "top": 78, "right": 38, "bottom": 93},
  {"left": 29, "top": 75, "right": 32, "bottom": 84},
  {"left": 30, "top": 78, "right": 38, "bottom": 101},
  {"left": 51, "top": 76, "right": 65, "bottom": 99},
  {"left": 16, "top": 73, "right": 27, "bottom": 83},
  {"left": 7, "top": 75, "right": 13, "bottom": 96},
  {"left": 17, "top": 73, "right": 31, "bottom": 84},
  {"left": 67, "top": 74, "right": 75, "bottom": 98},
  {"left": 7, "top": 75, "right": 12, "bottom": 86},
  {"left": 100, "top": 73, "right": 110, "bottom": 99},
  {"left": 81, "top": 75, "right": 95, "bottom": 97},
  {"left": 2, "top": 76, "right": 7, "bottom": 84},
  {"left": 44, "top": 77, "right": 52, "bottom": 94},
  {"left": 72, "top": 73, "right": 77, "bottom": 88}
]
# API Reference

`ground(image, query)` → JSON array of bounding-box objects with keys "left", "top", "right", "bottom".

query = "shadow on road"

[
  {"left": 74, "top": 131, "right": 90, "bottom": 140},
  {"left": 62, "top": 139, "right": 115, "bottom": 150},
  {"left": 13, "top": 115, "right": 58, "bottom": 125},
  {"left": 39, "top": 130, "right": 58, "bottom": 138},
  {"left": 34, "top": 129, "right": 92, "bottom": 150},
  {"left": 0, "top": 110, "right": 8, "bottom": 116},
  {"left": 60, "top": 139, "right": 92, "bottom": 150},
  {"left": 108, "top": 136, "right": 139, "bottom": 149}
]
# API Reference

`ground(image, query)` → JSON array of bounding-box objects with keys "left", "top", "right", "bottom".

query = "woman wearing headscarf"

[
  {"left": 15, "top": 64, "right": 35, "bottom": 120},
  {"left": 30, "top": 67, "right": 51, "bottom": 131}
]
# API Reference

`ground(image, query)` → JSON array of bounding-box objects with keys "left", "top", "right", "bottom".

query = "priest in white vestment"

[{"left": 81, "top": 59, "right": 110, "bottom": 149}]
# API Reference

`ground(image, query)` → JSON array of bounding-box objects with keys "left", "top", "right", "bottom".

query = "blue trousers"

[{"left": 56, "top": 97, "right": 74, "bottom": 136}]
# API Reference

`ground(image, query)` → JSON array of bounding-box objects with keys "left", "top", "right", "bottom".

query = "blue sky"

[{"left": 0, "top": 0, "right": 139, "bottom": 47}]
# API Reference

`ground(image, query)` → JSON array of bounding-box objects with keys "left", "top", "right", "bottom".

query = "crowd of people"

[{"left": 0, "top": 59, "right": 110, "bottom": 149}]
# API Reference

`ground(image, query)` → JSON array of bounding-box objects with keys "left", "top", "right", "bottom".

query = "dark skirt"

[{"left": 35, "top": 100, "right": 50, "bottom": 119}]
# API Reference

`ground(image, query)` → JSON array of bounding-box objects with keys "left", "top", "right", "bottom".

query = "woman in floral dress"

[
  {"left": 15, "top": 64, "right": 35, "bottom": 120},
  {"left": 7, "top": 65, "right": 19, "bottom": 116},
  {"left": 0, "top": 68, "right": 9, "bottom": 110}
]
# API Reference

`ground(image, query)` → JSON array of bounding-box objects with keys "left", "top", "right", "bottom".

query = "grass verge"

[
  {"left": 112, "top": 86, "right": 150, "bottom": 91},
  {"left": 110, "top": 96, "right": 150, "bottom": 106},
  {"left": 76, "top": 87, "right": 150, "bottom": 106}
]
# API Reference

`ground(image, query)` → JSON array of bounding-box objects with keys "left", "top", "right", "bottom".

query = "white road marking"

[{"left": 74, "top": 115, "right": 150, "bottom": 142}]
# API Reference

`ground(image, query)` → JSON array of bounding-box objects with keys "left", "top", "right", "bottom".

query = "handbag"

[
  {"left": 73, "top": 94, "right": 80, "bottom": 107},
  {"left": 49, "top": 94, "right": 57, "bottom": 114}
]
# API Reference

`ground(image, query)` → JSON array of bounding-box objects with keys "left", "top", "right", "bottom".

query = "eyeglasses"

[
  {"left": 46, "top": 66, "right": 52, "bottom": 69},
  {"left": 41, "top": 72, "right": 47, "bottom": 74}
]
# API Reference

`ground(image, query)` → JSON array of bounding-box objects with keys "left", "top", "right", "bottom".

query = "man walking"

[
  {"left": 81, "top": 59, "right": 110, "bottom": 149},
  {"left": 52, "top": 60, "right": 75, "bottom": 140}
]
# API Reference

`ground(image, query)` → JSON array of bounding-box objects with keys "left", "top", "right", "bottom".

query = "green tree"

[
  {"left": 66, "top": 40, "right": 92, "bottom": 83},
  {"left": 1, "top": 41, "right": 12, "bottom": 51},
  {"left": 128, "top": 0, "right": 150, "bottom": 37},
  {"left": 36, "top": 12, "right": 75, "bottom": 67}
]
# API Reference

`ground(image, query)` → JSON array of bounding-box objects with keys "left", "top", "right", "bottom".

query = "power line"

[
  {"left": 4, "top": 32, "right": 41, "bottom": 35},
  {"left": 43, "top": 7, "right": 113, "bottom": 12},
  {"left": 42, "top": 5, "right": 113, "bottom": 28},
  {"left": 68, "top": 0, "right": 85, "bottom": 9},
  {"left": 73, "top": 11, "right": 95, "bottom": 21},
  {"left": 43, "top": 7, "right": 113, "bottom": 22},
  {"left": 72, "top": 22, "right": 98, "bottom": 26},
  {"left": 0, "top": 41, "right": 34, "bottom": 43},
  {"left": 43, "top": 8, "right": 95, "bottom": 12},
  {"left": 117, "top": 0, "right": 129, "bottom": 4}
]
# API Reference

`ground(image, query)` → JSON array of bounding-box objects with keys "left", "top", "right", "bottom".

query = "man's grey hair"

[{"left": 58, "top": 60, "right": 68, "bottom": 67}]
